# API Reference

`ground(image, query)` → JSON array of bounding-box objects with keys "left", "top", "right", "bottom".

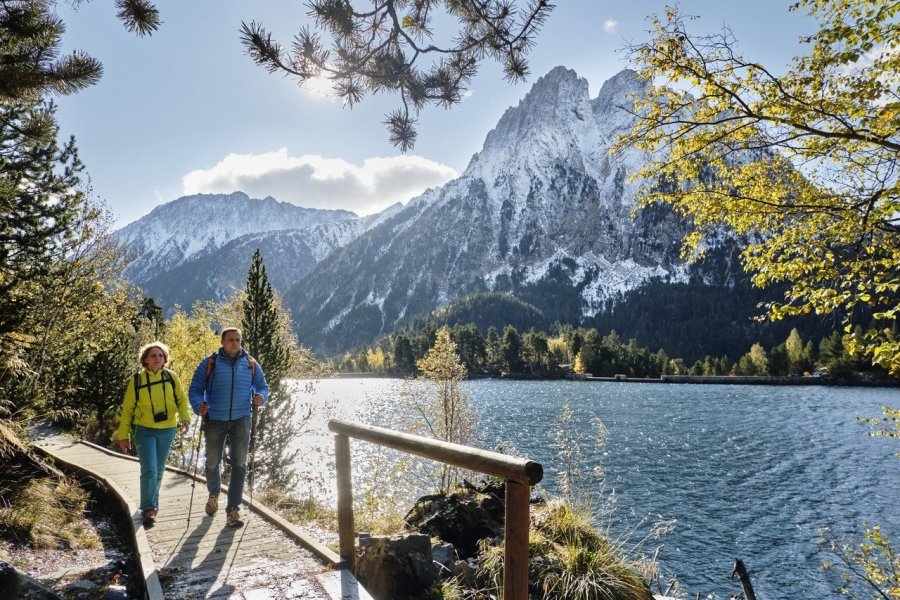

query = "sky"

[{"left": 55, "top": 1, "right": 816, "bottom": 227}]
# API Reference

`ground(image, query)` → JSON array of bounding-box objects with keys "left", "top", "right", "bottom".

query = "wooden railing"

[{"left": 328, "top": 419, "right": 544, "bottom": 600}]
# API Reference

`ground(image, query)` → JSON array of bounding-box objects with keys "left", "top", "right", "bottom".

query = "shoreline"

[{"left": 325, "top": 372, "right": 898, "bottom": 387}]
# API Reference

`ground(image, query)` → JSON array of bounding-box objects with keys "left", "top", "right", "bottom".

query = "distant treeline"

[
  {"left": 347, "top": 279, "right": 838, "bottom": 369},
  {"left": 585, "top": 278, "right": 832, "bottom": 364},
  {"left": 334, "top": 321, "right": 885, "bottom": 381}
]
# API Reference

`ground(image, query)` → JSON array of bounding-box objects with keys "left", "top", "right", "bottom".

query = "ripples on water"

[{"left": 290, "top": 378, "right": 900, "bottom": 599}]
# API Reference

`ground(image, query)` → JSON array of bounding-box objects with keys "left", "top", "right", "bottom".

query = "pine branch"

[{"left": 240, "top": 0, "right": 555, "bottom": 149}]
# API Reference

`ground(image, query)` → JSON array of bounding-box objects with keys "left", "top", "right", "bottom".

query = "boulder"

[
  {"left": 431, "top": 541, "right": 457, "bottom": 575},
  {"left": 452, "top": 559, "right": 478, "bottom": 588},
  {"left": 0, "top": 562, "right": 63, "bottom": 599},
  {"left": 355, "top": 533, "right": 438, "bottom": 599},
  {"left": 404, "top": 480, "right": 506, "bottom": 558}
]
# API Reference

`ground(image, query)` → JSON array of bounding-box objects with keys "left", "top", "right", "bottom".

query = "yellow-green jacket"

[{"left": 115, "top": 368, "right": 191, "bottom": 440}]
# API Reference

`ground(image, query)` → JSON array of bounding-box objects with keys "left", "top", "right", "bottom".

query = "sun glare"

[{"left": 302, "top": 73, "right": 334, "bottom": 99}]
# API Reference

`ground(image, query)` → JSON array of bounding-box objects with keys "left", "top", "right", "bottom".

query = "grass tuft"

[
  {"left": 0, "top": 465, "right": 99, "bottom": 550},
  {"left": 257, "top": 485, "right": 335, "bottom": 529},
  {"left": 477, "top": 499, "right": 654, "bottom": 600}
]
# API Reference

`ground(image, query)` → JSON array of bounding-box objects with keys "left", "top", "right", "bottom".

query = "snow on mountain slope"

[
  {"left": 113, "top": 191, "right": 402, "bottom": 309},
  {"left": 286, "top": 68, "right": 697, "bottom": 353},
  {"left": 115, "top": 191, "right": 357, "bottom": 283}
]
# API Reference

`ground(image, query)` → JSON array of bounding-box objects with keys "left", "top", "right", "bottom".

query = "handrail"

[
  {"left": 328, "top": 418, "right": 543, "bottom": 600},
  {"left": 328, "top": 419, "right": 543, "bottom": 484}
]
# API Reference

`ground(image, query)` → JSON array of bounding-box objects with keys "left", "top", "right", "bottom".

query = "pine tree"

[
  {"left": 1, "top": 0, "right": 158, "bottom": 420},
  {"left": 522, "top": 330, "right": 549, "bottom": 374},
  {"left": 451, "top": 323, "right": 487, "bottom": 372},
  {"left": 29, "top": 223, "right": 138, "bottom": 433},
  {"left": 819, "top": 331, "right": 854, "bottom": 377},
  {"left": 485, "top": 326, "right": 502, "bottom": 373},
  {"left": 391, "top": 334, "right": 416, "bottom": 376},
  {"left": 501, "top": 325, "right": 523, "bottom": 374},
  {"left": 241, "top": 249, "right": 299, "bottom": 490},
  {"left": 1, "top": 0, "right": 161, "bottom": 102},
  {"left": 1, "top": 1, "right": 100, "bottom": 101},
  {"left": 655, "top": 349, "right": 670, "bottom": 376},
  {"left": 136, "top": 297, "right": 165, "bottom": 341},
  {"left": 768, "top": 343, "right": 790, "bottom": 376},
  {"left": 0, "top": 99, "right": 83, "bottom": 361}
]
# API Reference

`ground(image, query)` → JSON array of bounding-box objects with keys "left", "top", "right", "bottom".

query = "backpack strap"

[
  {"left": 203, "top": 352, "right": 216, "bottom": 397},
  {"left": 161, "top": 368, "right": 176, "bottom": 396},
  {"left": 205, "top": 352, "right": 217, "bottom": 381},
  {"left": 132, "top": 372, "right": 140, "bottom": 421}
]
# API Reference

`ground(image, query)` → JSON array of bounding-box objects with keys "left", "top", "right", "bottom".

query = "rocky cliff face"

[{"left": 285, "top": 68, "right": 696, "bottom": 353}]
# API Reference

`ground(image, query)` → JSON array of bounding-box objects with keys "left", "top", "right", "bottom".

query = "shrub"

[
  {"left": 476, "top": 500, "right": 653, "bottom": 600},
  {"left": 0, "top": 471, "right": 99, "bottom": 550}
]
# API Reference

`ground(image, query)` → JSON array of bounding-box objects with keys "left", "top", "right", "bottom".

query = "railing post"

[
  {"left": 328, "top": 419, "right": 542, "bottom": 590},
  {"left": 504, "top": 479, "right": 530, "bottom": 600},
  {"left": 334, "top": 433, "right": 355, "bottom": 568}
]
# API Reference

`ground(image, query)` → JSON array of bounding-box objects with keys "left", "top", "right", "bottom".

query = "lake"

[{"left": 288, "top": 378, "right": 900, "bottom": 599}]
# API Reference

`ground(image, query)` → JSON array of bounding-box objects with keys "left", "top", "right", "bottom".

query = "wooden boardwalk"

[{"left": 32, "top": 430, "right": 372, "bottom": 600}]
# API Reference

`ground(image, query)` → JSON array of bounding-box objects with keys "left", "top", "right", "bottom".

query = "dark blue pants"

[{"left": 204, "top": 416, "right": 251, "bottom": 511}]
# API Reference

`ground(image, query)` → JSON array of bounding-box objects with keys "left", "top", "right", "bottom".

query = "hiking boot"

[
  {"left": 205, "top": 494, "right": 218, "bottom": 516},
  {"left": 141, "top": 509, "right": 157, "bottom": 528},
  {"left": 226, "top": 507, "right": 244, "bottom": 528}
]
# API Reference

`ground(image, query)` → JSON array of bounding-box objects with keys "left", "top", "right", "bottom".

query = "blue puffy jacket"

[{"left": 188, "top": 349, "right": 269, "bottom": 421}]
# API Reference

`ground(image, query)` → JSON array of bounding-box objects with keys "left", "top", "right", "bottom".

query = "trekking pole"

[
  {"left": 248, "top": 401, "right": 259, "bottom": 517},
  {"left": 186, "top": 414, "right": 206, "bottom": 529}
]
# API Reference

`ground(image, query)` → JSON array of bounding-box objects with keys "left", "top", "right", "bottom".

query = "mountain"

[
  {"left": 114, "top": 191, "right": 401, "bottom": 310},
  {"left": 286, "top": 68, "right": 707, "bottom": 354}
]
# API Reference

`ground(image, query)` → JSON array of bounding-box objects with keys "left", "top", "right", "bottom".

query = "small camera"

[{"left": 153, "top": 412, "right": 168, "bottom": 423}]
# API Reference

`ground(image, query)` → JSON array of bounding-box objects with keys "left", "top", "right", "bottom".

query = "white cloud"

[
  {"left": 602, "top": 19, "right": 618, "bottom": 34},
  {"left": 835, "top": 41, "right": 899, "bottom": 106},
  {"left": 181, "top": 148, "right": 458, "bottom": 215}
]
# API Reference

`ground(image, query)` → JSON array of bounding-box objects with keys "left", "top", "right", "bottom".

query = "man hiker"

[{"left": 188, "top": 327, "right": 269, "bottom": 528}]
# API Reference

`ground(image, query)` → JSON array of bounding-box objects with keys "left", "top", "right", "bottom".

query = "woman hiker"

[{"left": 115, "top": 341, "right": 191, "bottom": 528}]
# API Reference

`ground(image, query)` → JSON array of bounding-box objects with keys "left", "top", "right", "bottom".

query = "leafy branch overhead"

[
  {"left": 240, "top": 0, "right": 555, "bottom": 151},
  {"left": 616, "top": 0, "right": 900, "bottom": 375}
]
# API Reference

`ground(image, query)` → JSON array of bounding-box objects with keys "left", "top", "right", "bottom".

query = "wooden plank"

[
  {"left": 161, "top": 544, "right": 276, "bottom": 571},
  {"left": 32, "top": 433, "right": 358, "bottom": 600},
  {"left": 160, "top": 538, "right": 296, "bottom": 569},
  {"left": 156, "top": 534, "right": 293, "bottom": 559},
  {"left": 31, "top": 439, "right": 165, "bottom": 600},
  {"left": 150, "top": 525, "right": 278, "bottom": 548},
  {"left": 148, "top": 512, "right": 267, "bottom": 530}
]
